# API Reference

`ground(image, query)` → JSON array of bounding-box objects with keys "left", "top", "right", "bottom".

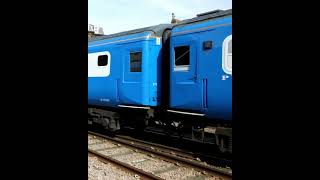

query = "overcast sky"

[{"left": 89, "top": 0, "right": 232, "bottom": 35}]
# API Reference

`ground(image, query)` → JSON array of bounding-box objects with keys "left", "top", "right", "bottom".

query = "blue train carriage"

[
  {"left": 88, "top": 24, "right": 172, "bottom": 131},
  {"left": 168, "top": 9, "right": 232, "bottom": 153}
]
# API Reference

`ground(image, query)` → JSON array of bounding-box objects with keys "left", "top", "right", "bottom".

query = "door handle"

[{"left": 188, "top": 76, "right": 197, "bottom": 81}]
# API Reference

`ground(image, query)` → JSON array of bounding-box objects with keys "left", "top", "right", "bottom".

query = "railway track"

[
  {"left": 89, "top": 150, "right": 161, "bottom": 179},
  {"left": 88, "top": 131, "right": 232, "bottom": 180},
  {"left": 115, "top": 132, "right": 232, "bottom": 168}
]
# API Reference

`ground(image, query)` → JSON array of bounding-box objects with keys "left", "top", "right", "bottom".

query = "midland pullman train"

[{"left": 88, "top": 9, "right": 232, "bottom": 153}]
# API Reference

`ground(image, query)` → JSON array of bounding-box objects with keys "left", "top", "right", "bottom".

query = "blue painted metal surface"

[
  {"left": 88, "top": 25, "right": 171, "bottom": 108},
  {"left": 169, "top": 13, "right": 232, "bottom": 121},
  {"left": 88, "top": 10, "right": 232, "bottom": 122}
]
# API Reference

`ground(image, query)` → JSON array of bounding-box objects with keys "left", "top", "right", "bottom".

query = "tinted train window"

[
  {"left": 174, "top": 46, "right": 190, "bottom": 66},
  {"left": 174, "top": 46, "right": 190, "bottom": 71},
  {"left": 98, "top": 55, "right": 108, "bottom": 66},
  {"left": 223, "top": 35, "right": 232, "bottom": 74},
  {"left": 130, "top": 52, "right": 142, "bottom": 72}
]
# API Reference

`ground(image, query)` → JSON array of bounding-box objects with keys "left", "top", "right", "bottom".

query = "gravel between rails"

[{"left": 88, "top": 156, "right": 139, "bottom": 180}]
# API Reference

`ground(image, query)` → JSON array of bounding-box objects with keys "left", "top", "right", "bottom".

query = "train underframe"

[{"left": 88, "top": 105, "right": 232, "bottom": 154}]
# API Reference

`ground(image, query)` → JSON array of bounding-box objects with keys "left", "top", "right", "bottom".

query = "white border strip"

[
  {"left": 167, "top": 109, "right": 205, "bottom": 116},
  {"left": 118, "top": 105, "right": 150, "bottom": 109}
]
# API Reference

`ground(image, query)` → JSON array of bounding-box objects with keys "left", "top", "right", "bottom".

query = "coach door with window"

[
  {"left": 170, "top": 39, "right": 202, "bottom": 111},
  {"left": 120, "top": 47, "right": 144, "bottom": 105}
]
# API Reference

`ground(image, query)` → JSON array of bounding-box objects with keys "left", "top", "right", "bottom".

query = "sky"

[{"left": 89, "top": 0, "right": 232, "bottom": 35}]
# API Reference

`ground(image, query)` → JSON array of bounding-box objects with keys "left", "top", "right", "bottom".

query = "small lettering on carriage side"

[
  {"left": 100, "top": 98, "right": 110, "bottom": 102},
  {"left": 222, "top": 75, "right": 229, "bottom": 80}
]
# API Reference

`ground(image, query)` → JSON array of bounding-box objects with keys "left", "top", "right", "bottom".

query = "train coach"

[
  {"left": 166, "top": 9, "right": 232, "bottom": 153},
  {"left": 88, "top": 9, "right": 232, "bottom": 153},
  {"left": 88, "top": 24, "right": 172, "bottom": 130}
]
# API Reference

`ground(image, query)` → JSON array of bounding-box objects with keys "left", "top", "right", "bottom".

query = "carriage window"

[
  {"left": 130, "top": 51, "right": 142, "bottom": 72},
  {"left": 97, "top": 55, "right": 108, "bottom": 66},
  {"left": 223, "top": 35, "right": 232, "bottom": 74},
  {"left": 174, "top": 46, "right": 190, "bottom": 71}
]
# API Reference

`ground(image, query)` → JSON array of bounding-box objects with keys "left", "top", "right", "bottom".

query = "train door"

[
  {"left": 119, "top": 45, "right": 144, "bottom": 105},
  {"left": 170, "top": 38, "right": 202, "bottom": 111}
]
